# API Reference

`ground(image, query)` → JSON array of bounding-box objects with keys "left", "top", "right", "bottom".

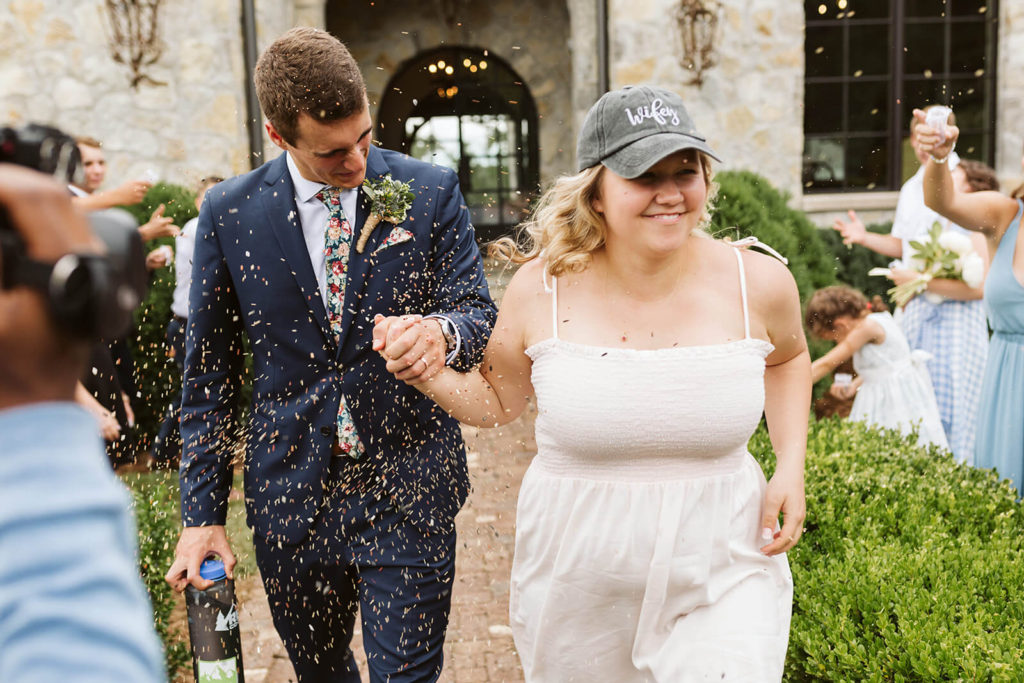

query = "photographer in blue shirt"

[{"left": 0, "top": 160, "right": 164, "bottom": 682}]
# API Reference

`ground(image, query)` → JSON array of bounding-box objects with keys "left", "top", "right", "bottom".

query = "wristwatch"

[{"left": 438, "top": 318, "right": 457, "bottom": 354}]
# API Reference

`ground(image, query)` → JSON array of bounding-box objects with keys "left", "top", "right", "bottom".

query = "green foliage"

[
  {"left": 817, "top": 220, "right": 894, "bottom": 302},
  {"left": 708, "top": 170, "right": 836, "bottom": 397},
  {"left": 749, "top": 419, "right": 1024, "bottom": 681},
  {"left": 121, "top": 183, "right": 199, "bottom": 446},
  {"left": 125, "top": 471, "right": 190, "bottom": 676},
  {"left": 709, "top": 170, "right": 836, "bottom": 302},
  {"left": 363, "top": 173, "right": 414, "bottom": 222}
]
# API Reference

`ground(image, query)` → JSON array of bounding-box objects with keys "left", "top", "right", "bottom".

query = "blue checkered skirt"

[{"left": 898, "top": 296, "right": 988, "bottom": 464}]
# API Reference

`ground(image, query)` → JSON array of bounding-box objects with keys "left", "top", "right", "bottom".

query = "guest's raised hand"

[
  {"left": 373, "top": 313, "right": 446, "bottom": 384},
  {"left": 137, "top": 203, "right": 180, "bottom": 241},
  {"left": 109, "top": 178, "right": 152, "bottom": 206},
  {"left": 832, "top": 210, "right": 867, "bottom": 246},
  {"left": 912, "top": 108, "right": 959, "bottom": 160}
]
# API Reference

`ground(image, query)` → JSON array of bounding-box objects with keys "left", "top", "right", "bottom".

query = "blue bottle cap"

[{"left": 198, "top": 558, "right": 227, "bottom": 581}]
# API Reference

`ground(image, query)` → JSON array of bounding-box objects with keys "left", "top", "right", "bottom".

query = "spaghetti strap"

[
  {"left": 732, "top": 248, "right": 752, "bottom": 340},
  {"left": 542, "top": 268, "right": 559, "bottom": 340}
]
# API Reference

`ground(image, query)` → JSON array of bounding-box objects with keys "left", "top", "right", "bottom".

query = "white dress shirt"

[
  {"left": 284, "top": 152, "right": 459, "bottom": 363},
  {"left": 285, "top": 152, "right": 359, "bottom": 311}
]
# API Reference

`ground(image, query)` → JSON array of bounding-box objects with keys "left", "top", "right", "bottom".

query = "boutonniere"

[{"left": 357, "top": 174, "right": 414, "bottom": 253}]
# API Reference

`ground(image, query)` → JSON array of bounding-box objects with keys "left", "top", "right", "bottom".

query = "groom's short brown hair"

[{"left": 254, "top": 27, "right": 367, "bottom": 145}]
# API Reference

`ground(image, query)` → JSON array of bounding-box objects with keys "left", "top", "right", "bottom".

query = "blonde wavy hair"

[{"left": 491, "top": 153, "right": 719, "bottom": 277}]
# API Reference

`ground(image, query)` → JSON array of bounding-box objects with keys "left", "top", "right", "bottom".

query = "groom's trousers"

[{"left": 253, "top": 454, "right": 456, "bottom": 682}]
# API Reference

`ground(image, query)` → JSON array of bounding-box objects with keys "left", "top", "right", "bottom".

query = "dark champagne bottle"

[{"left": 185, "top": 557, "right": 245, "bottom": 682}]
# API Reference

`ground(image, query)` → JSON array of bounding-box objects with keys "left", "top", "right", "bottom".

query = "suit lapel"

[
  {"left": 260, "top": 154, "right": 333, "bottom": 347},
  {"left": 335, "top": 146, "right": 390, "bottom": 356}
]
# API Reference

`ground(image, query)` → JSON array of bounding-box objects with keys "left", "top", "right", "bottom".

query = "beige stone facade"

[{"left": 1, "top": 0, "right": 1020, "bottom": 226}]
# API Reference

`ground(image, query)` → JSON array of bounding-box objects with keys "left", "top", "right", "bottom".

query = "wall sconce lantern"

[
  {"left": 103, "top": 0, "right": 166, "bottom": 88},
  {"left": 676, "top": 0, "right": 721, "bottom": 86}
]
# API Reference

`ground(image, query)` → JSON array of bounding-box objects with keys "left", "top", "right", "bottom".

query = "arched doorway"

[{"left": 376, "top": 46, "right": 540, "bottom": 241}]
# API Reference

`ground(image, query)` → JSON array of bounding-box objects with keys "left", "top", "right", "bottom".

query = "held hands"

[
  {"left": 372, "top": 313, "right": 447, "bottom": 385},
  {"left": 165, "top": 525, "right": 236, "bottom": 592},
  {"left": 760, "top": 461, "right": 806, "bottom": 556},
  {"left": 913, "top": 108, "right": 959, "bottom": 161},
  {"left": 832, "top": 210, "right": 867, "bottom": 246}
]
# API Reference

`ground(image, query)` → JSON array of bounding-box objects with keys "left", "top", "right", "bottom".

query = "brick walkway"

[{"left": 236, "top": 411, "right": 536, "bottom": 683}]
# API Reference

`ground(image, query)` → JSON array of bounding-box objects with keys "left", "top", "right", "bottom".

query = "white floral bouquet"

[{"left": 869, "top": 221, "right": 984, "bottom": 307}]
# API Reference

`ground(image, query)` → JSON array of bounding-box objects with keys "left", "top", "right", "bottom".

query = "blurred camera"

[{"left": 0, "top": 123, "right": 147, "bottom": 340}]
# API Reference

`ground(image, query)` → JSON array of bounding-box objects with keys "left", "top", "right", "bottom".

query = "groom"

[{"left": 164, "top": 27, "right": 497, "bottom": 681}]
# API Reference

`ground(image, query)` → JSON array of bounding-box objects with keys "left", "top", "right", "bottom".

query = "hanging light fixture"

[{"left": 676, "top": 0, "right": 721, "bottom": 86}]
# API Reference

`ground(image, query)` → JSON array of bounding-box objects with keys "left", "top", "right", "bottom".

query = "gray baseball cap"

[{"left": 576, "top": 85, "right": 721, "bottom": 178}]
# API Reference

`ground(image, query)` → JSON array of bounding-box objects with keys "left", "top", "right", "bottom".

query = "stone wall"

[
  {"left": 997, "top": 0, "right": 1024, "bottom": 190},
  {"left": 0, "top": 0, "right": 291, "bottom": 188},
  {"left": 608, "top": 0, "right": 805, "bottom": 198},
  {"left": 2, "top": 0, "right": 1019, "bottom": 207},
  {"left": 328, "top": 0, "right": 575, "bottom": 183}
]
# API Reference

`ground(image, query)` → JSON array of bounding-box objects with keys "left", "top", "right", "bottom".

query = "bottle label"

[
  {"left": 197, "top": 656, "right": 239, "bottom": 682},
  {"left": 215, "top": 603, "right": 239, "bottom": 631}
]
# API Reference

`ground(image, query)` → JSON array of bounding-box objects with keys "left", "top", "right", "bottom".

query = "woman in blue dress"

[{"left": 917, "top": 109, "right": 1024, "bottom": 493}]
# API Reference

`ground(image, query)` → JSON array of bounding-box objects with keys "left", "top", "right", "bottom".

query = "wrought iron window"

[
  {"left": 803, "top": 0, "right": 998, "bottom": 192},
  {"left": 376, "top": 47, "right": 539, "bottom": 241}
]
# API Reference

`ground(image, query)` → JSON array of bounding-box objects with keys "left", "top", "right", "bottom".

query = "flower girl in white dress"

[{"left": 807, "top": 285, "right": 949, "bottom": 449}]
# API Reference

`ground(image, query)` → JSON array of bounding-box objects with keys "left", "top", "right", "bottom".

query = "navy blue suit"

[{"left": 179, "top": 146, "right": 496, "bottom": 680}]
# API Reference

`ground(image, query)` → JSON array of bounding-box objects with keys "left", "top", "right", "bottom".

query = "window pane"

[
  {"left": 847, "top": 80, "right": 889, "bottom": 132},
  {"left": 407, "top": 116, "right": 460, "bottom": 169},
  {"left": 846, "top": 0, "right": 889, "bottom": 19},
  {"left": 846, "top": 136, "right": 888, "bottom": 189},
  {"left": 957, "top": 132, "right": 984, "bottom": 159},
  {"left": 903, "top": 78, "right": 948, "bottom": 112},
  {"left": 905, "top": 0, "right": 947, "bottom": 17},
  {"left": 948, "top": 81, "right": 989, "bottom": 130},
  {"left": 806, "top": 25, "right": 843, "bottom": 78},
  {"left": 804, "top": 0, "right": 829, "bottom": 19},
  {"left": 950, "top": 23, "right": 987, "bottom": 73},
  {"left": 848, "top": 24, "right": 889, "bottom": 75},
  {"left": 952, "top": 0, "right": 990, "bottom": 16},
  {"left": 804, "top": 137, "right": 845, "bottom": 189},
  {"left": 805, "top": 83, "right": 844, "bottom": 134},
  {"left": 904, "top": 22, "right": 948, "bottom": 76}
]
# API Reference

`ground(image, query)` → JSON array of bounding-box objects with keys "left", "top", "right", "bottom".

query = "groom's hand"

[
  {"left": 165, "top": 525, "right": 236, "bottom": 592},
  {"left": 373, "top": 313, "right": 446, "bottom": 384}
]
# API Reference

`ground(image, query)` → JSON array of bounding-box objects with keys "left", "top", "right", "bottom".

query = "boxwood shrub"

[
  {"left": 818, "top": 220, "right": 895, "bottom": 302},
  {"left": 121, "top": 183, "right": 199, "bottom": 446},
  {"left": 125, "top": 471, "right": 190, "bottom": 676},
  {"left": 750, "top": 418, "right": 1024, "bottom": 680},
  {"left": 709, "top": 170, "right": 836, "bottom": 302}
]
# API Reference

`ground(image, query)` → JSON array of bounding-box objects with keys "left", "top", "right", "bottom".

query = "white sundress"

[
  {"left": 850, "top": 312, "right": 949, "bottom": 451},
  {"left": 510, "top": 248, "right": 793, "bottom": 682}
]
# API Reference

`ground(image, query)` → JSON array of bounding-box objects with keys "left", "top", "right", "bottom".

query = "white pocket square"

[{"left": 373, "top": 225, "right": 414, "bottom": 254}]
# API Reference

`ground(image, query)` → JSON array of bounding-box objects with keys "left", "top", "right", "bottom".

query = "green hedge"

[
  {"left": 709, "top": 170, "right": 836, "bottom": 302},
  {"left": 750, "top": 419, "right": 1024, "bottom": 680},
  {"left": 818, "top": 220, "right": 895, "bottom": 302},
  {"left": 122, "top": 183, "right": 199, "bottom": 446},
  {"left": 125, "top": 472, "right": 190, "bottom": 677}
]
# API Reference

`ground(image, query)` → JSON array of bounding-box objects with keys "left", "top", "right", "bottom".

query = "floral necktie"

[{"left": 316, "top": 187, "right": 365, "bottom": 460}]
